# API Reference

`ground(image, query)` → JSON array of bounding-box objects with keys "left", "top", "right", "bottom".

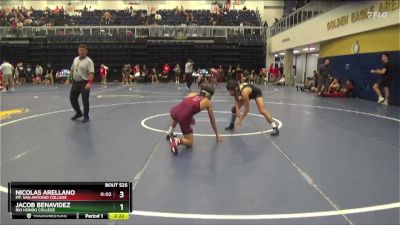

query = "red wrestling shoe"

[{"left": 169, "top": 137, "right": 179, "bottom": 155}]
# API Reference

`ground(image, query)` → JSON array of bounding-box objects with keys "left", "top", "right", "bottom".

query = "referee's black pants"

[
  {"left": 70, "top": 80, "right": 90, "bottom": 118},
  {"left": 186, "top": 73, "right": 192, "bottom": 90}
]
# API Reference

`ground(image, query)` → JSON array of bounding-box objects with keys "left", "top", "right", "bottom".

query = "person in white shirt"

[
  {"left": 184, "top": 58, "right": 194, "bottom": 90},
  {"left": 0, "top": 61, "right": 15, "bottom": 92},
  {"left": 66, "top": 44, "right": 95, "bottom": 123},
  {"left": 34, "top": 65, "right": 43, "bottom": 85}
]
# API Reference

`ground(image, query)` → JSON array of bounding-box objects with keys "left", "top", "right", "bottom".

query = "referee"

[
  {"left": 185, "top": 58, "right": 193, "bottom": 91},
  {"left": 66, "top": 44, "right": 95, "bottom": 123}
]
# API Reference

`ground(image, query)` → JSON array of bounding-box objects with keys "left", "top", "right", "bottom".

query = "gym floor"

[{"left": 1, "top": 83, "right": 399, "bottom": 225}]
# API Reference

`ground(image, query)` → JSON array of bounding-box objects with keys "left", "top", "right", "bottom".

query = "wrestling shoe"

[
  {"left": 271, "top": 127, "right": 279, "bottom": 136},
  {"left": 70, "top": 113, "right": 83, "bottom": 121},
  {"left": 225, "top": 123, "right": 234, "bottom": 131},
  {"left": 82, "top": 117, "right": 90, "bottom": 123},
  {"left": 169, "top": 137, "right": 179, "bottom": 155},
  {"left": 377, "top": 96, "right": 385, "bottom": 104},
  {"left": 166, "top": 133, "right": 177, "bottom": 140}
]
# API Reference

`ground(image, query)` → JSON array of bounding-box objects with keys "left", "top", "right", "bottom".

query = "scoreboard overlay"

[{"left": 8, "top": 182, "right": 132, "bottom": 220}]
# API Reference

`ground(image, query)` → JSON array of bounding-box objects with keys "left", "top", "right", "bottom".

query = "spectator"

[
  {"left": 317, "top": 59, "right": 331, "bottom": 94},
  {"left": 102, "top": 11, "right": 112, "bottom": 25},
  {"left": 217, "top": 65, "right": 224, "bottom": 82},
  {"left": 235, "top": 64, "right": 243, "bottom": 82},
  {"left": 0, "top": 61, "right": 14, "bottom": 92},
  {"left": 249, "top": 69, "right": 256, "bottom": 84},
  {"left": 279, "top": 64, "right": 284, "bottom": 77},
  {"left": 132, "top": 64, "right": 140, "bottom": 76},
  {"left": 271, "top": 64, "right": 280, "bottom": 83},
  {"left": 16, "top": 62, "right": 26, "bottom": 85},
  {"left": 100, "top": 64, "right": 108, "bottom": 85},
  {"left": 340, "top": 80, "right": 355, "bottom": 97},
  {"left": 34, "top": 64, "right": 43, "bottom": 85},
  {"left": 328, "top": 78, "right": 340, "bottom": 93},
  {"left": 257, "top": 69, "right": 266, "bottom": 85},
  {"left": 286, "top": 65, "right": 296, "bottom": 86},
  {"left": 185, "top": 58, "right": 194, "bottom": 90},
  {"left": 243, "top": 69, "right": 250, "bottom": 83},
  {"left": 131, "top": 64, "right": 141, "bottom": 83},
  {"left": 302, "top": 77, "right": 316, "bottom": 92},
  {"left": 150, "top": 68, "right": 159, "bottom": 84},
  {"left": 173, "top": 63, "right": 181, "bottom": 84},
  {"left": 44, "top": 63, "right": 54, "bottom": 85},
  {"left": 163, "top": 63, "right": 171, "bottom": 77},
  {"left": 371, "top": 53, "right": 394, "bottom": 105},
  {"left": 121, "top": 63, "right": 131, "bottom": 85},
  {"left": 26, "top": 64, "right": 34, "bottom": 84},
  {"left": 268, "top": 63, "right": 274, "bottom": 82},
  {"left": 226, "top": 0, "right": 231, "bottom": 10},
  {"left": 227, "top": 65, "right": 233, "bottom": 81},
  {"left": 274, "top": 75, "right": 286, "bottom": 85},
  {"left": 141, "top": 64, "right": 149, "bottom": 82},
  {"left": 0, "top": 70, "right": 4, "bottom": 92},
  {"left": 155, "top": 12, "right": 162, "bottom": 24},
  {"left": 186, "top": 12, "right": 193, "bottom": 24},
  {"left": 53, "top": 6, "right": 61, "bottom": 14}
]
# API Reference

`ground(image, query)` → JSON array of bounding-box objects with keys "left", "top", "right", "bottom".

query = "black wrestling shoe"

[
  {"left": 225, "top": 123, "right": 234, "bottom": 131},
  {"left": 166, "top": 133, "right": 177, "bottom": 140},
  {"left": 70, "top": 113, "right": 82, "bottom": 121},
  {"left": 271, "top": 127, "right": 279, "bottom": 136},
  {"left": 82, "top": 117, "right": 90, "bottom": 123}
]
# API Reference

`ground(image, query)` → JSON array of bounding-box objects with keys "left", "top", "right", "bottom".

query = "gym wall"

[{"left": 319, "top": 25, "right": 400, "bottom": 105}]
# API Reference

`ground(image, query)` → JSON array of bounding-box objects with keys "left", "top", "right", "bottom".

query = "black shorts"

[
  {"left": 318, "top": 76, "right": 328, "bottom": 86},
  {"left": 378, "top": 78, "right": 391, "bottom": 87},
  {"left": 249, "top": 86, "right": 262, "bottom": 99}
]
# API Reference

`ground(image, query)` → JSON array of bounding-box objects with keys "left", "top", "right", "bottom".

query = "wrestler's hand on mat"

[{"left": 216, "top": 135, "right": 223, "bottom": 142}]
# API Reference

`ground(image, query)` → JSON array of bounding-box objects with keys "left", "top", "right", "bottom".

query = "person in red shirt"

[
  {"left": 131, "top": 64, "right": 140, "bottom": 83},
  {"left": 100, "top": 64, "right": 108, "bottom": 85},
  {"left": 268, "top": 63, "right": 274, "bottom": 83},
  {"left": 271, "top": 64, "right": 280, "bottom": 83},
  {"left": 0, "top": 70, "right": 4, "bottom": 92},
  {"left": 167, "top": 85, "right": 223, "bottom": 155},
  {"left": 162, "top": 63, "right": 171, "bottom": 82},
  {"left": 321, "top": 80, "right": 355, "bottom": 97}
]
